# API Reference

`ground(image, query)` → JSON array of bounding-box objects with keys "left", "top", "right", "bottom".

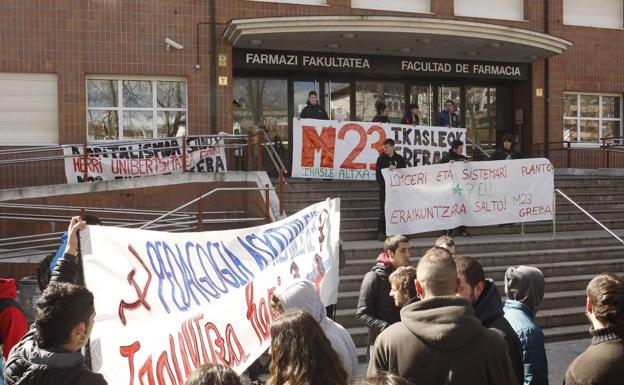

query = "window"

[
  {"left": 563, "top": 93, "right": 622, "bottom": 143},
  {"left": 454, "top": 0, "right": 524, "bottom": 21},
  {"left": 351, "top": 0, "right": 430, "bottom": 13},
  {"left": 0, "top": 73, "right": 58, "bottom": 145},
  {"left": 87, "top": 77, "right": 187, "bottom": 141},
  {"left": 356, "top": 81, "right": 405, "bottom": 123},
  {"left": 248, "top": 0, "right": 326, "bottom": 5},
  {"left": 564, "top": 0, "right": 623, "bottom": 29}
]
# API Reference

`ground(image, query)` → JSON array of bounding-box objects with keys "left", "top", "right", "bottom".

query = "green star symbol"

[{"left": 452, "top": 184, "right": 463, "bottom": 195}]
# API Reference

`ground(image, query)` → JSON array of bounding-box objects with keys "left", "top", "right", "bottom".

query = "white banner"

[
  {"left": 81, "top": 199, "right": 340, "bottom": 384},
  {"left": 383, "top": 159, "right": 554, "bottom": 235},
  {"left": 64, "top": 137, "right": 227, "bottom": 183},
  {"left": 292, "top": 118, "right": 466, "bottom": 181}
]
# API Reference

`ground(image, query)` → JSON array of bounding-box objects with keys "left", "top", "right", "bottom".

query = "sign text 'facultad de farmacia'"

[{"left": 235, "top": 49, "right": 529, "bottom": 80}]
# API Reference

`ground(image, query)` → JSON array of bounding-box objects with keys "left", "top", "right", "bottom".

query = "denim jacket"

[{"left": 503, "top": 300, "right": 549, "bottom": 385}]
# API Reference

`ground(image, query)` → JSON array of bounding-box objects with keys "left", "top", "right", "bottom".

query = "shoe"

[{"left": 376, "top": 232, "right": 386, "bottom": 241}]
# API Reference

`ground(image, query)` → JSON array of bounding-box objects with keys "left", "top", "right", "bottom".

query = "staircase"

[{"left": 284, "top": 176, "right": 624, "bottom": 361}]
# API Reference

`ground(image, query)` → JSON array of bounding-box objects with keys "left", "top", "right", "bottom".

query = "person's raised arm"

[{"left": 50, "top": 216, "right": 86, "bottom": 285}]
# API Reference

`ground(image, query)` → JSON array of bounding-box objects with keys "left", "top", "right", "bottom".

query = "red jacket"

[{"left": 0, "top": 278, "right": 28, "bottom": 359}]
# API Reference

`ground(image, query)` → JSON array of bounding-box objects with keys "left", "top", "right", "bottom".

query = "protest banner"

[
  {"left": 81, "top": 198, "right": 340, "bottom": 384},
  {"left": 292, "top": 118, "right": 466, "bottom": 181},
  {"left": 383, "top": 159, "right": 554, "bottom": 235},
  {"left": 63, "top": 136, "right": 227, "bottom": 183}
]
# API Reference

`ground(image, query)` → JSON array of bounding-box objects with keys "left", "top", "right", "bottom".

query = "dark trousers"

[{"left": 378, "top": 185, "right": 386, "bottom": 235}]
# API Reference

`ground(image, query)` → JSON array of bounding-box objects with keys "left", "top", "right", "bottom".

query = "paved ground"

[{"left": 355, "top": 338, "right": 592, "bottom": 384}]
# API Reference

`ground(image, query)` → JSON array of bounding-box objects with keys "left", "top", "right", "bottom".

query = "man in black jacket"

[
  {"left": 299, "top": 90, "right": 329, "bottom": 120},
  {"left": 4, "top": 217, "right": 107, "bottom": 385},
  {"left": 375, "top": 138, "right": 406, "bottom": 241},
  {"left": 492, "top": 134, "right": 522, "bottom": 160},
  {"left": 456, "top": 256, "right": 524, "bottom": 385},
  {"left": 356, "top": 235, "right": 410, "bottom": 357}
]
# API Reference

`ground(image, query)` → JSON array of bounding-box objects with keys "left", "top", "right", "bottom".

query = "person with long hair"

[
  {"left": 267, "top": 310, "right": 348, "bottom": 385},
  {"left": 4, "top": 217, "right": 106, "bottom": 385},
  {"left": 401, "top": 104, "right": 420, "bottom": 125},
  {"left": 564, "top": 273, "right": 624, "bottom": 385},
  {"left": 186, "top": 363, "right": 242, "bottom": 385}
]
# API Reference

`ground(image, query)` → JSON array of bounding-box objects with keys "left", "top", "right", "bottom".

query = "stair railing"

[{"left": 552, "top": 189, "right": 624, "bottom": 245}]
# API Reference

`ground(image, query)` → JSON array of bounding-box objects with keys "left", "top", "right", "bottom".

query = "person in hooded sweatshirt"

[
  {"left": 563, "top": 272, "right": 624, "bottom": 385},
  {"left": 4, "top": 216, "right": 107, "bottom": 385},
  {"left": 356, "top": 235, "right": 410, "bottom": 354},
  {"left": 270, "top": 279, "right": 357, "bottom": 381},
  {"left": 503, "top": 266, "right": 548, "bottom": 385},
  {"left": 299, "top": 90, "right": 329, "bottom": 120},
  {"left": 368, "top": 247, "right": 518, "bottom": 385},
  {"left": 455, "top": 257, "right": 524, "bottom": 384},
  {"left": 0, "top": 279, "right": 28, "bottom": 360}
]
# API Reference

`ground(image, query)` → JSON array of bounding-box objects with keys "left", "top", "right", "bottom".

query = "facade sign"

[{"left": 234, "top": 49, "right": 529, "bottom": 80}]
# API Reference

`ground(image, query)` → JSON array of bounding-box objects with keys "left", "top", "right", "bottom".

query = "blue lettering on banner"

[{"left": 144, "top": 210, "right": 319, "bottom": 314}]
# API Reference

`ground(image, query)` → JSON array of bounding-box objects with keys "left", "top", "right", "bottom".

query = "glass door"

[
  {"left": 293, "top": 81, "right": 319, "bottom": 118},
  {"left": 409, "top": 84, "right": 433, "bottom": 126},
  {"left": 466, "top": 86, "right": 496, "bottom": 154},
  {"left": 324, "top": 81, "right": 351, "bottom": 120},
  {"left": 436, "top": 85, "right": 461, "bottom": 124}
]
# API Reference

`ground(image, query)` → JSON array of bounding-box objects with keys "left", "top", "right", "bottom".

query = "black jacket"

[
  {"left": 4, "top": 253, "right": 107, "bottom": 385},
  {"left": 375, "top": 153, "right": 406, "bottom": 186},
  {"left": 436, "top": 110, "right": 460, "bottom": 127},
  {"left": 440, "top": 150, "right": 468, "bottom": 163},
  {"left": 372, "top": 115, "right": 390, "bottom": 123},
  {"left": 474, "top": 279, "right": 524, "bottom": 385},
  {"left": 564, "top": 327, "right": 624, "bottom": 385},
  {"left": 356, "top": 255, "right": 401, "bottom": 345},
  {"left": 492, "top": 148, "right": 522, "bottom": 160},
  {"left": 300, "top": 103, "right": 329, "bottom": 120}
]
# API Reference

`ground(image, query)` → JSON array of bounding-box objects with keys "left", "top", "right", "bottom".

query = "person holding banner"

[
  {"left": 372, "top": 102, "right": 391, "bottom": 123},
  {"left": 440, "top": 140, "right": 470, "bottom": 237},
  {"left": 267, "top": 310, "right": 348, "bottom": 385},
  {"left": 402, "top": 104, "right": 420, "bottom": 126},
  {"left": 300, "top": 90, "right": 329, "bottom": 120},
  {"left": 186, "top": 363, "right": 243, "bottom": 385},
  {"left": 376, "top": 139, "right": 406, "bottom": 241},
  {"left": 436, "top": 100, "right": 460, "bottom": 128},
  {"left": 4, "top": 217, "right": 107, "bottom": 385},
  {"left": 492, "top": 134, "right": 522, "bottom": 160}
]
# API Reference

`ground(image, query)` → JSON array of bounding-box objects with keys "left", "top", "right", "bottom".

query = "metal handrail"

[
  {"left": 140, "top": 186, "right": 275, "bottom": 229},
  {"left": 465, "top": 137, "right": 491, "bottom": 159},
  {"left": 553, "top": 189, "right": 624, "bottom": 245}
]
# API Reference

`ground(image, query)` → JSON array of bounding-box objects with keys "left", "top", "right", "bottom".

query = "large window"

[
  {"left": 233, "top": 78, "right": 288, "bottom": 138},
  {"left": 564, "top": 0, "right": 623, "bottom": 29},
  {"left": 87, "top": 77, "right": 187, "bottom": 141},
  {"left": 454, "top": 0, "right": 524, "bottom": 21},
  {"left": 563, "top": 93, "right": 622, "bottom": 143},
  {"left": 351, "top": 0, "right": 430, "bottom": 13}
]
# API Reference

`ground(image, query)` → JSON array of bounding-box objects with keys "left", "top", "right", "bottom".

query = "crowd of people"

[{"left": 1, "top": 217, "right": 622, "bottom": 385}]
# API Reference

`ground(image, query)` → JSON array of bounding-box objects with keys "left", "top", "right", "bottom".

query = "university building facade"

[{"left": 1, "top": 0, "right": 623, "bottom": 176}]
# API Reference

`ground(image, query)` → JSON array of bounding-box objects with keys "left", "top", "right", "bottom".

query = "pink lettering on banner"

[
  {"left": 389, "top": 204, "right": 467, "bottom": 224},
  {"left": 519, "top": 205, "right": 552, "bottom": 217},
  {"left": 245, "top": 282, "right": 275, "bottom": 344},
  {"left": 118, "top": 244, "right": 153, "bottom": 326},
  {"left": 389, "top": 172, "right": 428, "bottom": 187},
  {"left": 120, "top": 314, "right": 249, "bottom": 385},
  {"left": 461, "top": 166, "right": 507, "bottom": 181},
  {"left": 72, "top": 156, "right": 103, "bottom": 173}
]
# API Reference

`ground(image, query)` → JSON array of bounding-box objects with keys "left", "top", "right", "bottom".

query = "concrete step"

[
  {"left": 342, "top": 246, "right": 624, "bottom": 275},
  {"left": 285, "top": 188, "right": 378, "bottom": 200},
  {"left": 338, "top": 269, "right": 624, "bottom": 293},
  {"left": 340, "top": 218, "right": 624, "bottom": 241},
  {"left": 555, "top": 185, "right": 624, "bottom": 193},
  {"left": 484, "top": 258, "right": 624, "bottom": 281},
  {"left": 554, "top": 177, "right": 623, "bottom": 187},
  {"left": 342, "top": 235, "right": 624, "bottom": 258}
]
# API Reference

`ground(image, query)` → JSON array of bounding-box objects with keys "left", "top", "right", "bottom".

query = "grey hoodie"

[
  {"left": 276, "top": 280, "right": 357, "bottom": 381},
  {"left": 368, "top": 295, "right": 518, "bottom": 385}
]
